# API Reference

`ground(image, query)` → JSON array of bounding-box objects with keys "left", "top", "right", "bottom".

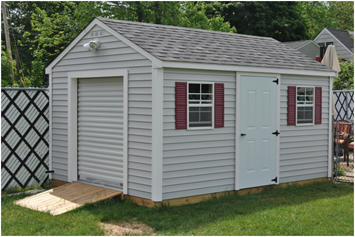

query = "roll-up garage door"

[{"left": 77, "top": 77, "right": 124, "bottom": 189}]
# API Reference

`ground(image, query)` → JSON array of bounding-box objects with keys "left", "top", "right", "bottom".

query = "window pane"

[
  {"left": 202, "top": 84, "right": 212, "bottom": 93},
  {"left": 305, "top": 96, "right": 314, "bottom": 104},
  {"left": 189, "top": 111, "right": 199, "bottom": 122},
  {"left": 189, "top": 94, "right": 200, "bottom": 100},
  {"left": 306, "top": 88, "right": 314, "bottom": 95},
  {"left": 297, "top": 87, "right": 305, "bottom": 96},
  {"left": 201, "top": 94, "right": 212, "bottom": 100},
  {"left": 297, "top": 107, "right": 313, "bottom": 124},
  {"left": 189, "top": 106, "right": 212, "bottom": 127},
  {"left": 297, "top": 95, "right": 305, "bottom": 103},
  {"left": 189, "top": 84, "right": 200, "bottom": 93}
]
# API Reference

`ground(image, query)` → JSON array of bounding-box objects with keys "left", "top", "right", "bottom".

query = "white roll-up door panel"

[{"left": 77, "top": 77, "right": 124, "bottom": 189}]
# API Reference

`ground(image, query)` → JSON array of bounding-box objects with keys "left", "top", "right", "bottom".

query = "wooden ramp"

[{"left": 15, "top": 182, "right": 122, "bottom": 215}]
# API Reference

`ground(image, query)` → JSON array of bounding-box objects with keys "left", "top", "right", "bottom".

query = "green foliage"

[
  {"left": 299, "top": 1, "right": 354, "bottom": 38},
  {"left": 204, "top": 1, "right": 308, "bottom": 41},
  {"left": 333, "top": 165, "right": 347, "bottom": 177},
  {"left": 1, "top": 46, "right": 13, "bottom": 87},
  {"left": 333, "top": 57, "right": 354, "bottom": 90}
]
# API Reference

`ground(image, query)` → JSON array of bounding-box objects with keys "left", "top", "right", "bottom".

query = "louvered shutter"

[
  {"left": 315, "top": 87, "right": 322, "bottom": 124},
  {"left": 175, "top": 82, "right": 187, "bottom": 129},
  {"left": 214, "top": 83, "right": 224, "bottom": 128},
  {"left": 287, "top": 86, "right": 296, "bottom": 125}
]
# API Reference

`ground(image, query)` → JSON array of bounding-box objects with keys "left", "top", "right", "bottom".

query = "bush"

[{"left": 333, "top": 57, "right": 354, "bottom": 90}]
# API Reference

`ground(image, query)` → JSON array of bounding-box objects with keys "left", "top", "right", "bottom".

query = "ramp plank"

[{"left": 15, "top": 182, "right": 122, "bottom": 215}]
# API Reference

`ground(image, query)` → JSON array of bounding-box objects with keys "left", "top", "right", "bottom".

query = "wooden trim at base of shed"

[
  {"left": 51, "top": 177, "right": 329, "bottom": 207},
  {"left": 124, "top": 177, "right": 330, "bottom": 207},
  {"left": 51, "top": 179, "right": 69, "bottom": 187}
]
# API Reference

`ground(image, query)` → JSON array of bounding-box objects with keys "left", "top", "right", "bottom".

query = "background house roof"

[
  {"left": 326, "top": 28, "right": 354, "bottom": 51},
  {"left": 282, "top": 40, "right": 316, "bottom": 49},
  {"left": 98, "top": 17, "right": 333, "bottom": 72}
]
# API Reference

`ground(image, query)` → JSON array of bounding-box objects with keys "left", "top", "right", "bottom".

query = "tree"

[
  {"left": 204, "top": 1, "right": 309, "bottom": 41},
  {"left": 299, "top": 1, "right": 354, "bottom": 39},
  {"left": 1, "top": 45, "right": 13, "bottom": 87}
]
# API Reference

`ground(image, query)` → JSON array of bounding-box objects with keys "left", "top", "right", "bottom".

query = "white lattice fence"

[
  {"left": 1, "top": 88, "right": 50, "bottom": 190},
  {"left": 333, "top": 90, "right": 354, "bottom": 121}
]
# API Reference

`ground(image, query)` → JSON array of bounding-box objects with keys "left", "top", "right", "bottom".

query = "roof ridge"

[{"left": 97, "top": 17, "right": 278, "bottom": 42}]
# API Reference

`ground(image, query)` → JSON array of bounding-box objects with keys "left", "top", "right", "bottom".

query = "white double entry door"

[{"left": 239, "top": 75, "right": 278, "bottom": 189}]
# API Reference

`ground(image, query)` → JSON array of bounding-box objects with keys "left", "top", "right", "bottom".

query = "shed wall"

[
  {"left": 162, "top": 69, "right": 236, "bottom": 200},
  {"left": 279, "top": 75, "right": 330, "bottom": 183},
  {"left": 315, "top": 31, "right": 353, "bottom": 61},
  {"left": 298, "top": 43, "right": 320, "bottom": 59},
  {"left": 51, "top": 25, "right": 152, "bottom": 199}
]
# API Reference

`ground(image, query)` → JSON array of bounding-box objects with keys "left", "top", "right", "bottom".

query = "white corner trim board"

[
  {"left": 48, "top": 73, "right": 53, "bottom": 180},
  {"left": 328, "top": 77, "right": 334, "bottom": 178},
  {"left": 67, "top": 69, "right": 128, "bottom": 194},
  {"left": 151, "top": 67, "right": 163, "bottom": 201}
]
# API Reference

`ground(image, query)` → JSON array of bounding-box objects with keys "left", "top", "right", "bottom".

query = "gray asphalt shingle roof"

[{"left": 98, "top": 17, "right": 334, "bottom": 72}]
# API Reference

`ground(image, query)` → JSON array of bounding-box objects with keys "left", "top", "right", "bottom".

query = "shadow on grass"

[{"left": 78, "top": 181, "right": 353, "bottom": 234}]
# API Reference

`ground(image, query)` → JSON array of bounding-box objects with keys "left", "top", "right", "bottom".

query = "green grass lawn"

[{"left": 1, "top": 182, "right": 354, "bottom": 236}]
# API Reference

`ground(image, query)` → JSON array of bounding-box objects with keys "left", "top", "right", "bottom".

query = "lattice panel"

[
  {"left": 333, "top": 90, "right": 354, "bottom": 121},
  {"left": 1, "top": 89, "right": 49, "bottom": 190}
]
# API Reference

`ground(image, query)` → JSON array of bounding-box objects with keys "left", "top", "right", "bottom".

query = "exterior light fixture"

[{"left": 83, "top": 38, "right": 100, "bottom": 51}]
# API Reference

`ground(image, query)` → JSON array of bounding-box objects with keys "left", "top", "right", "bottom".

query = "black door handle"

[{"left": 241, "top": 133, "right": 246, "bottom": 136}]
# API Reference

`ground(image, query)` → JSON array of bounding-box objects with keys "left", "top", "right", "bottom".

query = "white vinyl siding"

[
  {"left": 315, "top": 31, "right": 353, "bottom": 61},
  {"left": 162, "top": 69, "right": 235, "bottom": 200},
  {"left": 51, "top": 25, "right": 152, "bottom": 199},
  {"left": 280, "top": 75, "right": 330, "bottom": 183}
]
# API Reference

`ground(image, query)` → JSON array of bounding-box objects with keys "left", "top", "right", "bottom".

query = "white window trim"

[
  {"left": 296, "top": 86, "right": 315, "bottom": 126},
  {"left": 187, "top": 82, "right": 215, "bottom": 130}
]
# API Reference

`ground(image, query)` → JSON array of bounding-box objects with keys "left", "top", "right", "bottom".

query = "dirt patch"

[{"left": 100, "top": 220, "right": 155, "bottom": 236}]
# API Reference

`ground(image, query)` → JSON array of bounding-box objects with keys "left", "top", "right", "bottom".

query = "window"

[
  {"left": 296, "top": 86, "right": 314, "bottom": 124},
  {"left": 188, "top": 83, "right": 213, "bottom": 128},
  {"left": 175, "top": 82, "right": 224, "bottom": 129},
  {"left": 318, "top": 42, "right": 333, "bottom": 47}
]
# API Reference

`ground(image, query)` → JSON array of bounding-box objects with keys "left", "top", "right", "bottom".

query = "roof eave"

[{"left": 159, "top": 61, "right": 338, "bottom": 77}]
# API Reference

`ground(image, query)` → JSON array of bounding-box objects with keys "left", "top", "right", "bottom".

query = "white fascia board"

[
  {"left": 314, "top": 28, "right": 327, "bottom": 42},
  {"left": 45, "top": 20, "right": 97, "bottom": 74},
  {"left": 296, "top": 40, "right": 320, "bottom": 50},
  {"left": 45, "top": 18, "right": 162, "bottom": 74},
  {"left": 94, "top": 20, "right": 163, "bottom": 67},
  {"left": 314, "top": 28, "right": 353, "bottom": 55},
  {"left": 161, "top": 61, "right": 338, "bottom": 77}
]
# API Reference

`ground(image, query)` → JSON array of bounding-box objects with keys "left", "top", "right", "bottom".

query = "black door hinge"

[
  {"left": 45, "top": 170, "right": 54, "bottom": 174},
  {"left": 273, "top": 78, "right": 279, "bottom": 85},
  {"left": 271, "top": 177, "right": 278, "bottom": 183},
  {"left": 272, "top": 130, "right": 280, "bottom": 136}
]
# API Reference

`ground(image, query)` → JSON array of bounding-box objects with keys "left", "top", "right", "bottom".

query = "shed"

[
  {"left": 282, "top": 40, "right": 320, "bottom": 60},
  {"left": 45, "top": 17, "right": 338, "bottom": 203}
]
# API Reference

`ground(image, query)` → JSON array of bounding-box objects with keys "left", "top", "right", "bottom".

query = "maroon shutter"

[
  {"left": 175, "top": 82, "right": 187, "bottom": 129},
  {"left": 214, "top": 83, "right": 224, "bottom": 128},
  {"left": 315, "top": 87, "right": 322, "bottom": 124},
  {"left": 287, "top": 86, "right": 296, "bottom": 125}
]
